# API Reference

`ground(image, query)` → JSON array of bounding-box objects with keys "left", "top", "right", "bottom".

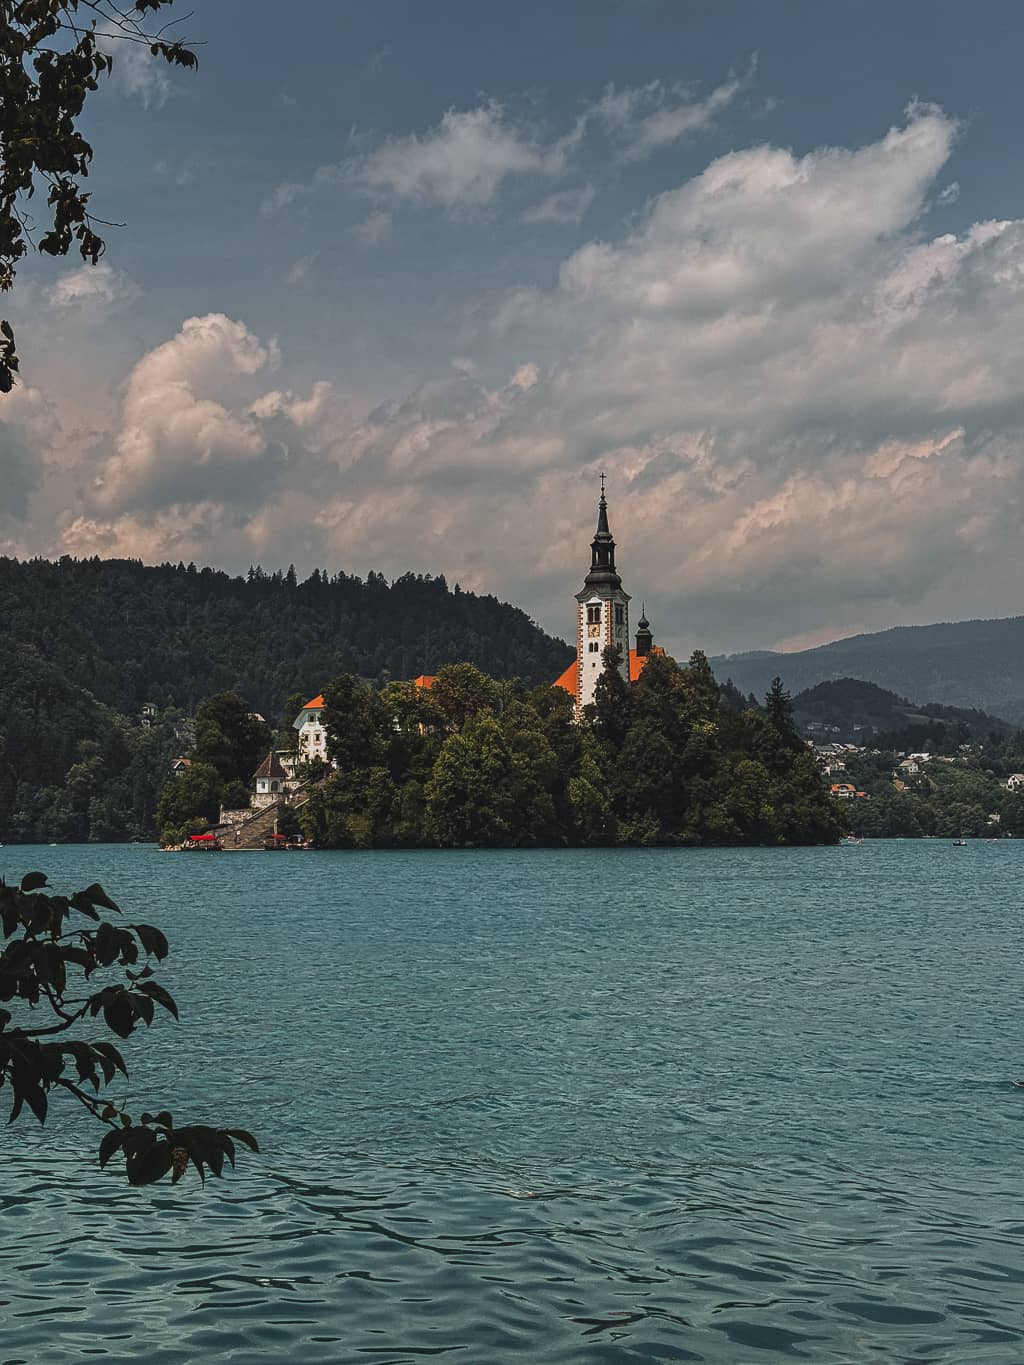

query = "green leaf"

[
  {"left": 102, "top": 995, "right": 135, "bottom": 1039},
  {"left": 98, "top": 1127, "right": 125, "bottom": 1168},
  {"left": 91, "top": 1041, "right": 128, "bottom": 1078},
  {"left": 137, "top": 981, "right": 178, "bottom": 1020},
  {"left": 20, "top": 872, "right": 47, "bottom": 892},
  {"left": 227, "top": 1128, "right": 260, "bottom": 1153},
  {"left": 82, "top": 884, "right": 120, "bottom": 912},
  {"left": 126, "top": 1141, "right": 173, "bottom": 1187},
  {"left": 132, "top": 924, "right": 169, "bottom": 960}
]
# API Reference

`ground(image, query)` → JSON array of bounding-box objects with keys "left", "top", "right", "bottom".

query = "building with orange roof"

[
  {"left": 553, "top": 480, "right": 664, "bottom": 717},
  {"left": 293, "top": 693, "right": 329, "bottom": 762}
]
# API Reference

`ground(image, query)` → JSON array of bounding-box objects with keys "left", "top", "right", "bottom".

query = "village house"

[{"left": 1007, "top": 773, "right": 1024, "bottom": 792}]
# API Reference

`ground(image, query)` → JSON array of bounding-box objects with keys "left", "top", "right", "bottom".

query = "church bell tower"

[{"left": 575, "top": 478, "right": 630, "bottom": 712}]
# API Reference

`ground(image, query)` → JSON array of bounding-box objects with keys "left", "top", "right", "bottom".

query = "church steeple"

[
  {"left": 635, "top": 603, "right": 653, "bottom": 658},
  {"left": 584, "top": 475, "right": 622, "bottom": 590},
  {"left": 574, "top": 476, "right": 631, "bottom": 713}
]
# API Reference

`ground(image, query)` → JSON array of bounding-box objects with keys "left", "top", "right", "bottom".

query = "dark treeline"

[
  {"left": 0, "top": 556, "right": 573, "bottom": 716},
  {"left": 0, "top": 555, "right": 573, "bottom": 841},
  {"left": 297, "top": 650, "right": 844, "bottom": 849},
  {"left": 0, "top": 643, "right": 179, "bottom": 842}
]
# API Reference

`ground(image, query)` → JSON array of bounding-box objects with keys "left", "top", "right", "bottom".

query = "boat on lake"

[{"left": 182, "top": 833, "right": 223, "bottom": 851}]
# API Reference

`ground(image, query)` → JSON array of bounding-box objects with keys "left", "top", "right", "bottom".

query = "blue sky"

[{"left": 6, "top": 0, "right": 1024, "bottom": 657}]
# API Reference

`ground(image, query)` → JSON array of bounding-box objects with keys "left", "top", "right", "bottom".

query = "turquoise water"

[{"left": 1, "top": 842, "right": 1022, "bottom": 1363}]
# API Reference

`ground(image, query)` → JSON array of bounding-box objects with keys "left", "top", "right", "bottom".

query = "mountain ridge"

[{"left": 711, "top": 615, "right": 1024, "bottom": 724}]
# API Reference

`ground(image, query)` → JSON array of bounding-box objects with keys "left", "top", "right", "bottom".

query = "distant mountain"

[
  {"left": 712, "top": 617, "right": 1024, "bottom": 724},
  {"left": 790, "top": 678, "right": 1011, "bottom": 745}
]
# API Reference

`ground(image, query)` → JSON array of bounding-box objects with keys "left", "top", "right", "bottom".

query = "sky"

[{"left": 5, "top": 0, "right": 1024, "bottom": 658}]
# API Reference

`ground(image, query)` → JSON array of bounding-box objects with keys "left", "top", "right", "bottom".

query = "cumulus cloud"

[
  {"left": 22, "top": 102, "right": 1024, "bottom": 656},
  {"left": 91, "top": 314, "right": 287, "bottom": 511}
]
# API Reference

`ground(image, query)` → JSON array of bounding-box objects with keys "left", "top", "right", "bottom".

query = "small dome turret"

[{"left": 635, "top": 604, "right": 654, "bottom": 658}]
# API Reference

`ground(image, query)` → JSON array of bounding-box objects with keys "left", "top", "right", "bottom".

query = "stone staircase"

[{"left": 217, "top": 789, "right": 313, "bottom": 851}]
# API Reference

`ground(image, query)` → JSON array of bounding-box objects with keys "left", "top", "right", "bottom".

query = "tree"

[
  {"left": 193, "top": 692, "right": 272, "bottom": 788},
  {"left": 429, "top": 663, "right": 500, "bottom": 732},
  {"left": 0, "top": 870, "right": 256, "bottom": 1184},
  {"left": 0, "top": 1, "right": 199, "bottom": 391},
  {"left": 322, "top": 674, "right": 387, "bottom": 771},
  {"left": 155, "top": 759, "right": 221, "bottom": 840},
  {"left": 588, "top": 645, "right": 631, "bottom": 748}
]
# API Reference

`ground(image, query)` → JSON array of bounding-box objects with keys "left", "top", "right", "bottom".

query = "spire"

[
  {"left": 584, "top": 475, "right": 621, "bottom": 590},
  {"left": 635, "top": 602, "right": 653, "bottom": 658}
]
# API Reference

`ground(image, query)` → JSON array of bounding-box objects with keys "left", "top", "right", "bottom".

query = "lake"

[{"left": 1, "top": 842, "right": 1022, "bottom": 1363}]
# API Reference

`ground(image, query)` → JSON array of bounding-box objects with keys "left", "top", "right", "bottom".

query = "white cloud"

[
  {"left": 261, "top": 181, "right": 308, "bottom": 217},
  {"left": 24, "top": 103, "right": 1024, "bottom": 657},
  {"left": 91, "top": 314, "right": 287, "bottom": 511},
  {"left": 522, "top": 185, "right": 594, "bottom": 225},
  {"left": 594, "top": 65, "right": 749, "bottom": 160},
  {"left": 96, "top": 25, "right": 176, "bottom": 107},
  {"left": 349, "top": 103, "right": 572, "bottom": 210},
  {"left": 46, "top": 263, "right": 139, "bottom": 311}
]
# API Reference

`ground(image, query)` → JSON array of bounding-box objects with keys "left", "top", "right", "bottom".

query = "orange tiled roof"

[
  {"left": 554, "top": 646, "right": 666, "bottom": 697},
  {"left": 302, "top": 695, "right": 325, "bottom": 710},
  {"left": 413, "top": 675, "right": 437, "bottom": 690},
  {"left": 554, "top": 659, "right": 579, "bottom": 698}
]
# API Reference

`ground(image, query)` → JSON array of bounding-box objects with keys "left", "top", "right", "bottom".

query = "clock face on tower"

[{"left": 587, "top": 624, "right": 600, "bottom": 638}]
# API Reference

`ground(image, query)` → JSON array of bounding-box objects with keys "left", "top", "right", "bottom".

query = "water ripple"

[{"left": 1, "top": 841, "right": 1023, "bottom": 1362}]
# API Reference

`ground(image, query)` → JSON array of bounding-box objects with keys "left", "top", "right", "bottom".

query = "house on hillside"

[
  {"left": 170, "top": 756, "right": 191, "bottom": 778},
  {"left": 1007, "top": 773, "right": 1024, "bottom": 792}
]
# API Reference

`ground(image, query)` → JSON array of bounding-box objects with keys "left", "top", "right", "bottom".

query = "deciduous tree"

[
  {"left": 0, "top": 0, "right": 198, "bottom": 391},
  {"left": 0, "top": 871, "right": 256, "bottom": 1184}
]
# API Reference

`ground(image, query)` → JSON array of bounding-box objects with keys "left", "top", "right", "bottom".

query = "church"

[{"left": 553, "top": 481, "right": 663, "bottom": 716}]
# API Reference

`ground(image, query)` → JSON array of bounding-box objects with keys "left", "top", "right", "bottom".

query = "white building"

[
  {"left": 1006, "top": 773, "right": 1024, "bottom": 792},
  {"left": 293, "top": 694, "right": 330, "bottom": 761},
  {"left": 252, "top": 751, "right": 290, "bottom": 808}
]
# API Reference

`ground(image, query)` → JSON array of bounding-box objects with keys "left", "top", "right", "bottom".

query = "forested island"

[{"left": 158, "top": 650, "right": 845, "bottom": 849}]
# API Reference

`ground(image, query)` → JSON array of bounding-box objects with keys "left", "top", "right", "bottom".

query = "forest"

[
  {"left": 286, "top": 651, "right": 845, "bottom": 850},
  {"left": 0, "top": 555, "right": 572, "bottom": 842}
]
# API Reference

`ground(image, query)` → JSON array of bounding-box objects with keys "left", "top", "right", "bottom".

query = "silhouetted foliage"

[
  {"left": 0, "top": 1, "right": 198, "bottom": 390},
  {"left": 0, "top": 871, "right": 257, "bottom": 1184}
]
